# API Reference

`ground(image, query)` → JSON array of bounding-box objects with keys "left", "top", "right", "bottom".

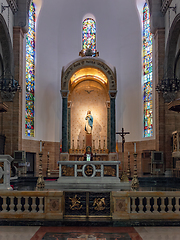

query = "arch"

[
  {"left": 0, "top": 14, "right": 13, "bottom": 76},
  {"left": 82, "top": 13, "right": 96, "bottom": 22},
  {"left": 164, "top": 13, "right": 180, "bottom": 78},
  {"left": 61, "top": 57, "right": 116, "bottom": 92},
  {"left": 174, "top": 49, "right": 180, "bottom": 79}
]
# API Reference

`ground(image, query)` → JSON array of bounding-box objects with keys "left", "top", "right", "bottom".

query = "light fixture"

[
  {"left": 0, "top": 74, "right": 21, "bottom": 101},
  {"left": 156, "top": 78, "right": 180, "bottom": 94},
  {"left": 156, "top": 78, "right": 180, "bottom": 102}
]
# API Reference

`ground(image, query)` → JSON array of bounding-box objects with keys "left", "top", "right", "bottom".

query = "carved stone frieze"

[{"left": 61, "top": 57, "right": 117, "bottom": 92}]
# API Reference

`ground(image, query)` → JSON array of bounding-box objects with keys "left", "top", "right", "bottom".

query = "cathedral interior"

[{"left": 0, "top": 0, "right": 180, "bottom": 239}]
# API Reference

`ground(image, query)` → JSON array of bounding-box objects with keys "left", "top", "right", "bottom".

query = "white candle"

[
  {"left": 134, "top": 143, "right": 136, "bottom": 153},
  {"left": 128, "top": 152, "right": 130, "bottom": 156},
  {"left": 48, "top": 152, "right": 49, "bottom": 155},
  {"left": 40, "top": 140, "right": 42, "bottom": 152}
]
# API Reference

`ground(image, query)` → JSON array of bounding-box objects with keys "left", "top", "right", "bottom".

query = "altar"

[{"left": 45, "top": 160, "right": 131, "bottom": 190}]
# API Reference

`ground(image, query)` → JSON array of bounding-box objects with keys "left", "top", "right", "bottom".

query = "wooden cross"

[{"left": 116, "top": 128, "right": 130, "bottom": 153}]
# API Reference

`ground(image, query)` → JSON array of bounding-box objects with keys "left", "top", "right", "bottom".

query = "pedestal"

[
  {"left": 0, "top": 155, "right": 13, "bottom": 190},
  {"left": 86, "top": 133, "right": 92, "bottom": 147}
]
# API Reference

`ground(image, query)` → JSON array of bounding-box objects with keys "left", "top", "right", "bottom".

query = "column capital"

[
  {"left": 109, "top": 90, "right": 117, "bottom": 98},
  {"left": 60, "top": 90, "right": 69, "bottom": 98}
]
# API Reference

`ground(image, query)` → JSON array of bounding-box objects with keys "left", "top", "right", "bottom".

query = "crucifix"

[{"left": 116, "top": 128, "right": 130, "bottom": 182}]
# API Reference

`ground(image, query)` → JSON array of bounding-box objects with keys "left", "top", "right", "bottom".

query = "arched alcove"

[
  {"left": 69, "top": 67, "right": 109, "bottom": 150},
  {"left": 61, "top": 57, "right": 117, "bottom": 153}
]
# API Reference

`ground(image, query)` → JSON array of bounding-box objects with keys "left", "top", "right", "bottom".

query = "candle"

[
  {"left": 128, "top": 152, "right": 130, "bottom": 156},
  {"left": 134, "top": 143, "right": 136, "bottom": 153},
  {"left": 48, "top": 152, "right": 49, "bottom": 155},
  {"left": 40, "top": 140, "right": 42, "bottom": 152}
]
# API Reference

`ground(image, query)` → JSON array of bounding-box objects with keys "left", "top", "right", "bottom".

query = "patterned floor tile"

[{"left": 31, "top": 227, "right": 142, "bottom": 240}]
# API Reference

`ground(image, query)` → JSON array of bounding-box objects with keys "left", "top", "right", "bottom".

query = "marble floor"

[{"left": 0, "top": 226, "right": 180, "bottom": 240}]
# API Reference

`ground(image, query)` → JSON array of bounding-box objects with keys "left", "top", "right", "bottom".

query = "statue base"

[{"left": 86, "top": 133, "right": 92, "bottom": 148}]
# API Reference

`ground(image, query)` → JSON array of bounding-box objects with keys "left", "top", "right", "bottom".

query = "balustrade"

[{"left": 0, "top": 191, "right": 179, "bottom": 220}]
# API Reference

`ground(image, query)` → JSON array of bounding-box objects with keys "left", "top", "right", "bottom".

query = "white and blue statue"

[{"left": 85, "top": 110, "right": 93, "bottom": 134}]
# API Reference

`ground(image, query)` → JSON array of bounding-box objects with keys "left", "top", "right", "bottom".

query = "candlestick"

[
  {"left": 127, "top": 152, "right": 131, "bottom": 178},
  {"left": 131, "top": 153, "right": 139, "bottom": 189},
  {"left": 36, "top": 152, "right": 45, "bottom": 189},
  {"left": 134, "top": 143, "right": 136, "bottom": 153},
  {"left": 40, "top": 140, "right": 42, "bottom": 152},
  {"left": 46, "top": 152, "right": 50, "bottom": 177}
]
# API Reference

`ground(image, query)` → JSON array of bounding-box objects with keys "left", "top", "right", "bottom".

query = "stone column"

[
  {"left": 61, "top": 90, "right": 69, "bottom": 153},
  {"left": 154, "top": 29, "right": 165, "bottom": 152},
  {"left": 109, "top": 91, "right": 117, "bottom": 153},
  {"left": 68, "top": 101, "right": 71, "bottom": 151},
  {"left": 4, "top": 27, "right": 24, "bottom": 155},
  {"left": 106, "top": 101, "right": 110, "bottom": 152}
]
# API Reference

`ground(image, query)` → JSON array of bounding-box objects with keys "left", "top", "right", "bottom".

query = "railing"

[
  {"left": 112, "top": 191, "right": 180, "bottom": 220},
  {"left": 0, "top": 191, "right": 63, "bottom": 219},
  {"left": 0, "top": 190, "right": 180, "bottom": 220}
]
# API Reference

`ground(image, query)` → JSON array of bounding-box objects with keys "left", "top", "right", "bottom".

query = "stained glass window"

[
  {"left": 82, "top": 18, "right": 96, "bottom": 55},
  {"left": 25, "top": 2, "right": 35, "bottom": 137},
  {"left": 143, "top": 3, "right": 153, "bottom": 137}
]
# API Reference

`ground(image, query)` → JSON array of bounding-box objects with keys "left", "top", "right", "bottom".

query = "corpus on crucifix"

[{"left": 116, "top": 128, "right": 130, "bottom": 182}]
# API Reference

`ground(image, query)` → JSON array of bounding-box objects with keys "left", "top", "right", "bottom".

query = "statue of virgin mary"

[{"left": 85, "top": 110, "right": 93, "bottom": 134}]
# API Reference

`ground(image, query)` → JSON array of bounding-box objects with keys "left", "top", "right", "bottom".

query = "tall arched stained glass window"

[
  {"left": 143, "top": 2, "right": 153, "bottom": 137},
  {"left": 82, "top": 18, "right": 96, "bottom": 55},
  {"left": 25, "top": 2, "right": 35, "bottom": 137}
]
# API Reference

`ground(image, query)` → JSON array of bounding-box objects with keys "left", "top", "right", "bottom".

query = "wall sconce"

[{"left": 0, "top": 74, "right": 21, "bottom": 101}]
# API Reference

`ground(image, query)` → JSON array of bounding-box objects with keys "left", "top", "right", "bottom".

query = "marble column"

[
  {"left": 106, "top": 101, "right": 110, "bottom": 152},
  {"left": 61, "top": 90, "right": 69, "bottom": 152},
  {"left": 109, "top": 91, "right": 117, "bottom": 153},
  {"left": 68, "top": 101, "right": 72, "bottom": 151}
]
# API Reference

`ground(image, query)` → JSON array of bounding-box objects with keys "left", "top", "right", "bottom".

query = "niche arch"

[
  {"left": 61, "top": 57, "right": 117, "bottom": 153},
  {"left": 164, "top": 13, "right": 180, "bottom": 79},
  {"left": 0, "top": 14, "right": 13, "bottom": 76}
]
